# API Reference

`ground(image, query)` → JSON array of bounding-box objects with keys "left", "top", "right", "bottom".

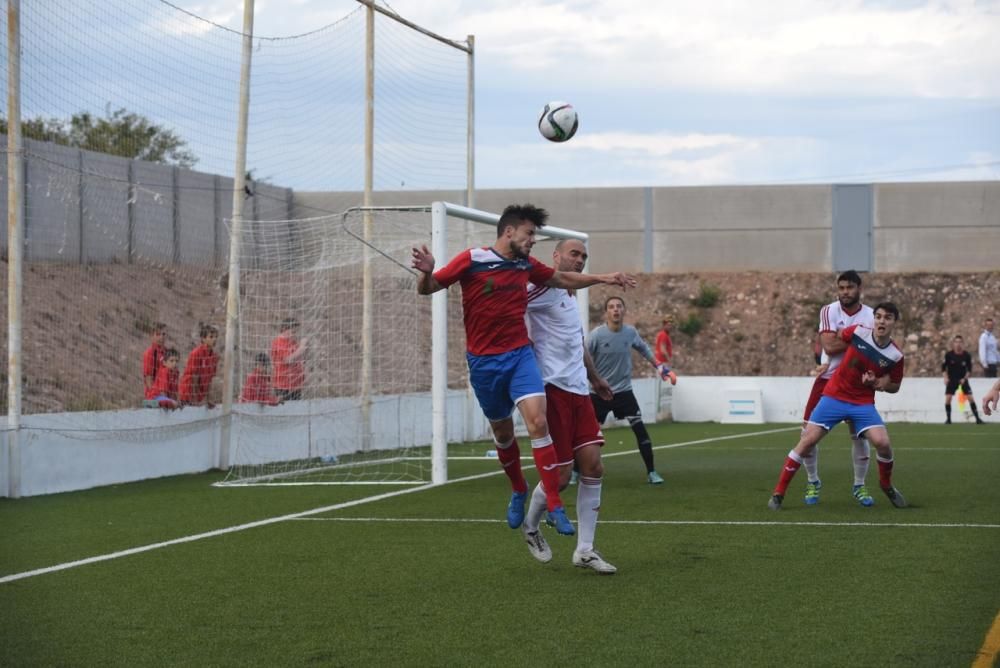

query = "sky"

[{"left": 44, "top": 1, "right": 1000, "bottom": 188}]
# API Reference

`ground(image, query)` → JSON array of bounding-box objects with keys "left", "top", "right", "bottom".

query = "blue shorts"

[
  {"left": 466, "top": 345, "right": 545, "bottom": 422},
  {"left": 807, "top": 396, "right": 885, "bottom": 435}
]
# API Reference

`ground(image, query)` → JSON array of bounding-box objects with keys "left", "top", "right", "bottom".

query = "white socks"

[
  {"left": 576, "top": 476, "right": 602, "bottom": 553},
  {"left": 852, "top": 438, "right": 871, "bottom": 486}
]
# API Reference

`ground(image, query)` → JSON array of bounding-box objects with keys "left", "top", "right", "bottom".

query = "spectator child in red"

[
  {"left": 142, "top": 322, "right": 167, "bottom": 400},
  {"left": 271, "top": 318, "right": 307, "bottom": 401},
  {"left": 151, "top": 348, "right": 181, "bottom": 409},
  {"left": 240, "top": 353, "right": 282, "bottom": 406},
  {"left": 654, "top": 315, "right": 674, "bottom": 367},
  {"left": 179, "top": 324, "right": 220, "bottom": 407}
]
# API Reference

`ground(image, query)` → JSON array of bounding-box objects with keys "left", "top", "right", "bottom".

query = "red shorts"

[
  {"left": 803, "top": 376, "right": 829, "bottom": 421},
  {"left": 545, "top": 384, "right": 604, "bottom": 466}
]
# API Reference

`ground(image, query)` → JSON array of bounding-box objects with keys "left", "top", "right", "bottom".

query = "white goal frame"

[{"left": 429, "top": 201, "right": 589, "bottom": 485}]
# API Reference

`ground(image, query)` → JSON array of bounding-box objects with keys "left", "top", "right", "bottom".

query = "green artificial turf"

[{"left": 1, "top": 423, "right": 998, "bottom": 666}]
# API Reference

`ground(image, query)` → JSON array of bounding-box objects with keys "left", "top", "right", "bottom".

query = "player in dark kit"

[{"left": 942, "top": 335, "right": 984, "bottom": 424}]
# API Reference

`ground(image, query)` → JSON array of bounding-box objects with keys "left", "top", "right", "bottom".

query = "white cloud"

[
  {"left": 426, "top": 0, "right": 1000, "bottom": 99},
  {"left": 172, "top": 1, "right": 1000, "bottom": 98},
  {"left": 477, "top": 131, "right": 825, "bottom": 187}
]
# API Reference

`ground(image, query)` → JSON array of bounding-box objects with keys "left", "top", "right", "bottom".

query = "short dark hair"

[
  {"left": 164, "top": 347, "right": 180, "bottom": 360},
  {"left": 497, "top": 203, "right": 548, "bottom": 238},
  {"left": 604, "top": 296, "right": 625, "bottom": 311},
  {"left": 873, "top": 302, "right": 900, "bottom": 320},
  {"left": 198, "top": 322, "right": 219, "bottom": 339},
  {"left": 837, "top": 270, "right": 862, "bottom": 286},
  {"left": 281, "top": 318, "right": 300, "bottom": 331},
  {"left": 255, "top": 352, "right": 270, "bottom": 366},
  {"left": 152, "top": 322, "right": 167, "bottom": 334},
  {"left": 953, "top": 335, "right": 963, "bottom": 341}
]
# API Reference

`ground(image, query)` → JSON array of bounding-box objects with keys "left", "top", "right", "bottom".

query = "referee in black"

[{"left": 943, "top": 335, "right": 984, "bottom": 424}]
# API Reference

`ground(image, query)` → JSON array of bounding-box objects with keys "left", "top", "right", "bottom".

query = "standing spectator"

[
  {"left": 943, "top": 335, "right": 984, "bottom": 424},
  {"left": 179, "top": 323, "right": 220, "bottom": 407},
  {"left": 150, "top": 348, "right": 181, "bottom": 410},
  {"left": 142, "top": 322, "right": 167, "bottom": 401},
  {"left": 240, "top": 353, "right": 282, "bottom": 406},
  {"left": 979, "top": 317, "right": 998, "bottom": 378},
  {"left": 271, "top": 318, "right": 307, "bottom": 401},
  {"left": 654, "top": 315, "right": 674, "bottom": 367},
  {"left": 586, "top": 296, "right": 675, "bottom": 485}
]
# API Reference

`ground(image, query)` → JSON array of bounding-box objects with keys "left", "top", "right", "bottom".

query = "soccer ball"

[{"left": 538, "top": 101, "right": 578, "bottom": 142}]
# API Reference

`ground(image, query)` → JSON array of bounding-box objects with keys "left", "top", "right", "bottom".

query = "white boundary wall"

[{"left": 1, "top": 377, "right": 995, "bottom": 497}]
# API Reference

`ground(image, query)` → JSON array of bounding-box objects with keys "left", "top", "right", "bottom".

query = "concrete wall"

[
  {"left": 875, "top": 181, "right": 1000, "bottom": 272},
  {"left": 0, "top": 138, "right": 287, "bottom": 268},
  {"left": 7, "top": 140, "right": 995, "bottom": 274},
  {"left": 3, "top": 376, "right": 994, "bottom": 497},
  {"left": 296, "top": 181, "right": 1000, "bottom": 274}
]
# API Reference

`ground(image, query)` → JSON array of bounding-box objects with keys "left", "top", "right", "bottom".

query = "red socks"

[
  {"left": 877, "top": 456, "right": 894, "bottom": 489},
  {"left": 774, "top": 452, "right": 803, "bottom": 496},
  {"left": 496, "top": 439, "right": 528, "bottom": 494},
  {"left": 530, "top": 436, "right": 564, "bottom": 511}
]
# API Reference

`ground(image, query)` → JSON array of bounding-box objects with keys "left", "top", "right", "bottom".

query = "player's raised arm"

[
  {"left": 411, "top": 245, "right": 444, "bottom": 295},
  {"left": 546, "top": 270, "right": 637, "bottom": 290}
]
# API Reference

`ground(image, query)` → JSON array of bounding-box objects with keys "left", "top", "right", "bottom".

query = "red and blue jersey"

[
  {"left": 434, "top": 247, "right": 555, "bottom": 355},
  {"left": 823, "top": 325, "right": 904, "bottom": 405}
]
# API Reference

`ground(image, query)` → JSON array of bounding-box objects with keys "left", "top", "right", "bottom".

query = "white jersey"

[
  {"left": 818, "top": 300, "right": 874, "bottom": 379},
  {"left": 524, "top": 283, "right": 589, "bottom": 395}
]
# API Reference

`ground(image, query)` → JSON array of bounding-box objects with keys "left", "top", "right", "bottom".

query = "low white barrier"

[{"left": 1, "top": 377, "right": 995, "bottom": 497}]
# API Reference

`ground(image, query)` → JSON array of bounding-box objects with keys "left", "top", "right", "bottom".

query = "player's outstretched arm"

[
  {"left": 547, "top": 270, "right": 637, "bottom": 290},
  {"left": 983, "top": 380, "right": 1000, "bottom": 416},
  {"left": 411, "top": 245, "right": 444, "bottom": 295}
]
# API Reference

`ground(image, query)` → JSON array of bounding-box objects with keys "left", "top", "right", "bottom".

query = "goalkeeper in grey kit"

[{"left": 586, "top": 296, "right": 675, "bottom": 484}]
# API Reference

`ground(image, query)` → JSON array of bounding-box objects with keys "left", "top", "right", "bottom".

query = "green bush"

[
  {"left": 678, "top": 312, "right": 704, "bottom": 336},
  {"left": 691, "top": 282, "right": 722, "bottom": 308}
]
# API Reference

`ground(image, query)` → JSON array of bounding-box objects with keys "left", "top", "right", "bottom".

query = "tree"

[{"left": 1, "top": 106, "right": 198, "bottom": 168}]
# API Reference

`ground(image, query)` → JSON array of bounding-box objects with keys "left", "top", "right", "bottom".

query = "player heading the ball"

[{"left": 411, "top": 203, "right": 635, "bottom": 537}]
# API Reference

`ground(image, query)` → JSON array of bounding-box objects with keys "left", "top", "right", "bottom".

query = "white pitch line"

[
  {"left": 454, "top": 426, "right": 800, "bottom": 461},
  {"left": 294, "top": 516, "right": 1000, "bottom": 529},
  {"left": 0, "top": 427, "right": 794, "bottom": 584}
]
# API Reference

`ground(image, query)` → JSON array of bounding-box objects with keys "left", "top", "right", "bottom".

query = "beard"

[
  {"left": 840, "top": 294, "right": 859, "bottom": 309},
  {"left": 509, "top": 239, "right": 531, "bottom": 259}
]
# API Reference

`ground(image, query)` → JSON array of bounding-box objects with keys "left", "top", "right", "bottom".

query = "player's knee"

[
  {"left": 522, "top": 413, "right": 547, "bottom": 437},
  {"left": 580, "top": 459, "right": 604, "bottom": 478},
  {"left": 490, "top": 421, "right": 514, "bottom": 444},
  {"left": 866, "top": 431, "right": 890, "bottom": 450}
]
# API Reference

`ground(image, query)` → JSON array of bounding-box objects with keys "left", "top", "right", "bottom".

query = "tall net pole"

[
  {"left": 360, "top": 3, "right": 375, "bottom": 450},
  {"left": 6, "top": 0, "right": 24, "bottom": 498},
  {"left": 219, "top": 0, "right": 255, "bottom": 470}
]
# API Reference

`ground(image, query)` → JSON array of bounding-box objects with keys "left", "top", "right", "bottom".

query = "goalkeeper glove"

[{"left": 657, "top": 364, "right": 677, "bottom": 385}]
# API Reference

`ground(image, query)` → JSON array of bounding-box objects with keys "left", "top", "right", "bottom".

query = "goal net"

[
  {"left": 217, "top": 205, "right": 496, "bottom": 485},
  {"left": 215, "top": 202, "right": 588, "bottom": 486},
  {"left": 1, "top": 0, "right": 473, "bottom": 496}
]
